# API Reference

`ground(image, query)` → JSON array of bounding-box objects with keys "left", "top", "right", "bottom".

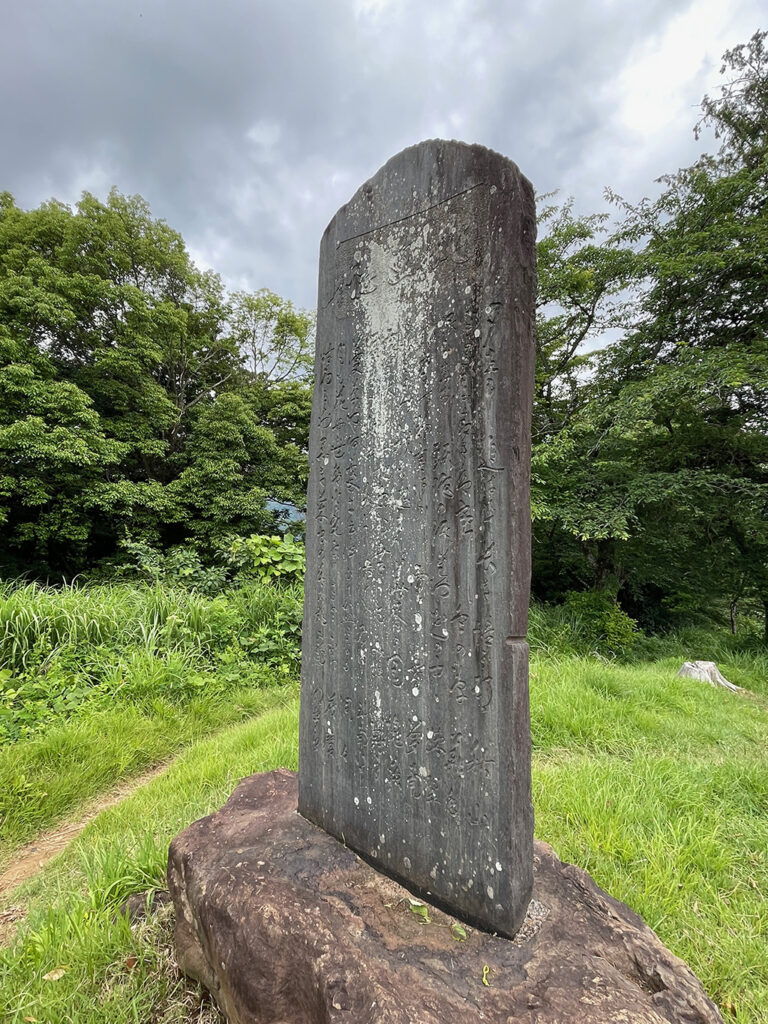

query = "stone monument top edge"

[{"left": 319, "top": 138, "right": 534, "bottom": 246}]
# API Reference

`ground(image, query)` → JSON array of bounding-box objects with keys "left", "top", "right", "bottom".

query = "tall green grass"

[
  {"left": 0, "top": 582, "right": 766, "bottom": 1019},
  {"left": 528, "top": 600, "right": 768, "bottom": 697},
  {"left": 0, "top": 578, "right": 301, "bottom": 676},
  {"left": 0, "top": 579, "right": 302, "bottom": 858}
]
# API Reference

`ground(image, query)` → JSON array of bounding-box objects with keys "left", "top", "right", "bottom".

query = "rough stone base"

[{"left": 168, "top": 770, "right": 723, "bottom": 1024}]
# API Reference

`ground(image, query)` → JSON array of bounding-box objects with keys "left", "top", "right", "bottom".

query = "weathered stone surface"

[
  {"left": 299, "top": 139, "right": 536, "bottom": 937},
  {"left": 168, "top": 770, "right": 724, "bottom": 1024}
]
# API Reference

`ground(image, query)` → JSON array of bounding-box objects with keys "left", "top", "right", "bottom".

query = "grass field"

[
  {"left": 0, "top": 579, "right": 301, "bottom": 859},
  {"left": 0, "top": 581, "right": 766, "bottom": 1022}
]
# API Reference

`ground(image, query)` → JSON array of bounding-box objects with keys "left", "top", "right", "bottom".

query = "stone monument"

[
  {"left": 298, "top": 139, "right": 536, "bottom": 937},
  {"left": 167, "top": 142, "right": 726, "bottom": 1024}
]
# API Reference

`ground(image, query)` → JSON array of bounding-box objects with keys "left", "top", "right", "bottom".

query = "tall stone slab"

[{"left": 298, "top": 140, "right": 536, "bottom": 937}]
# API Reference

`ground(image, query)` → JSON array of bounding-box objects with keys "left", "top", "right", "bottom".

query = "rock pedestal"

[{"left": 168, "top": 770, "right": 724, "bottom": 1024}]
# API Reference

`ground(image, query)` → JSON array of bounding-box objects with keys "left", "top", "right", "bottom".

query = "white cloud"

[
  {"left": 1, "top": 0, "right": 764, "bottom": 307},
  {"left": 613, "top": 0, "right": 755, "bottom": 142}
]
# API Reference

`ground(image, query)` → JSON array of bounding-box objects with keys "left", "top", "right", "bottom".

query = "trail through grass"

[
  {"left": 0, "top": 684, "right": 295, "bottom": 865},
  {"left": 1, "top": 658, "right": 766, "bottom": 1023},
  {"left": 0, "top": 761, "right": 171, "bottom": 905},
  {"left": 0, "top": 704, "right": 299, "bottom": 1022}
]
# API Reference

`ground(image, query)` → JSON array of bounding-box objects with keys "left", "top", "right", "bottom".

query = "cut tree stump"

[{"left": 676, "top": 661, "right": 743, "bottom": 693}]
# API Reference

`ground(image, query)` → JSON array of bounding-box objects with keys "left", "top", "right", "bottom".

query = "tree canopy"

[
  {"left": 0, "top": 189, "right": 312, "bottom": 576},
  {"left": 531, "top": 31, "right": 768, "bottom": 637}
]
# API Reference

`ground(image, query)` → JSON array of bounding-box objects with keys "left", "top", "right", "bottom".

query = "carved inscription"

[{"left": 299, "top": 141, "right": 536, "bottom": 938}]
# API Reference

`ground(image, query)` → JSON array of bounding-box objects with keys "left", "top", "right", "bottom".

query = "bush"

[
  {"left": 226, "top": 533, "right": 305, "bottom": 583},
  {"left": 528, "top": 593, "right": 640, "bottom": 658},
  {"left": 562, "top": 591, "right": 640, "bottom": 656},
  {"left": 119, "top": 540, "right": 230, "bottom": 596},
  {"left": 117, "top": 534, "right": 306, "bottom": 594}
]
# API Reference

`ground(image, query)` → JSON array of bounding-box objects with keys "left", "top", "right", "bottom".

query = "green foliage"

[
  {"left": 116, "top": 533, "right": 306, "bottom": 603},
  {"left": 561, "top": 591, "right": 640, "bottom": 657},
  {"left": 0, "top": 666, "right": 116, "bottom": 745},
  {"left": 0, "top": 190, "right": 311, "bottom": 576},
  {"left": 236, "top": 605, "right": 303, "bottom": 674},
  {"left": 227, "top": 533, "right": 306, "bottom": 582},
  {"left": 167, "top": 393, "right": 282, "bottom": 549},
  {"left": 593, "top": 34, "right": 768, "bottom": 634},
  {"left": 696, "top": 30, "right": 768, "bottom": 171},
  {"left": 530, "top": 36, "right": 768, "bottom": 637},
  {"left": 120, "top": 539, "right": 229, "bottom": 596},
  {"left": 0, "top": 577, "right": 302, "bottom": 749},
  {"left": 228, "top": 288, "right": 314, "bottom": 383},
  {"left": 534, "top": 197, "right": 634, "bottom": 445},
  {"left": 529, "top": 597, "right": 639, "bottom": 659}
]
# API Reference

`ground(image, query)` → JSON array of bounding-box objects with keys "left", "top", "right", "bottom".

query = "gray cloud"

[{"left": 1, "top": 0, "right": 764, "bottom": 307}]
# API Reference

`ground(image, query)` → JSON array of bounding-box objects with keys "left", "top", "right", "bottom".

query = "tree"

[
  {"left": 528, "top": 33, "right": 768, "bottom": 637},
  {"left": 0, "top": 329, "right": 124, "bottom": 574},
  {"left": 169, "top": 393, "right": 281, "bottom": 547},
  {"left": 590, "top": 31, "right": 768, "bottom": 633},
  {"left": 0, "top": 189, "right": 313, "bottom": 575},
  {"left": 228, "top": 288, "right": 314, "bottom": 384},
  {"left": 697, "top": 30, "right": 768, "bottom": 172},
  {"left": 531, "top": 199, "right": 638, "bottom": 601},
  {"left": 533, "top": 197, "right": 634, "bottom": 443}
]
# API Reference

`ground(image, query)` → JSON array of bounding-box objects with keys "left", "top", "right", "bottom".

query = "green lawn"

[
  {"left": 530, "top": 657, "right": 768, "bottom": 1020},
  {"left": 1, "top": 653, "right": 766, "bottom": 1022}
]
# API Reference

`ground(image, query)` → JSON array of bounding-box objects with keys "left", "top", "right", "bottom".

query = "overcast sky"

[{"left": 1, "top": 0, "right": 763, "bottom": 309}]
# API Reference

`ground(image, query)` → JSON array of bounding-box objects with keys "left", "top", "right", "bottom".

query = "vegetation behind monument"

[
  {"left": 533, "top": 31, "right": 768, "bottom": 637},
  {"left": 0, "top": 192, "right": 313, "bottom": 577},
  {"left": 0, "top": 32, "right": 766, "bottom": 640}
]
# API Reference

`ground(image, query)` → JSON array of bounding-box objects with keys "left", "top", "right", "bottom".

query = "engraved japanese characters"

[{"left": 298, "top": 140, "right": 536, "bottom": 937}]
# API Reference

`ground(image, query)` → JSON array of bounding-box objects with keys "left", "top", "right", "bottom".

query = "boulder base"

[{"left": 168, "top": 770, "right": 723, "bottom": 1024}]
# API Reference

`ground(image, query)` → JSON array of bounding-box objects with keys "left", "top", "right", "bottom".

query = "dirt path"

[{"left": 0, "top": 761, "right": 171, "bottom": 943}]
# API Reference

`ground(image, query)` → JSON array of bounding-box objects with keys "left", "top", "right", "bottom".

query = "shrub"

[
  {"left": 119, "top": 540, "right": 229, "bottom": 596},
  {"left": 227, "top": 534, "right": 305, "bottom": 583},
  {"left": 562, "top": 590, "right": 640, "bottom": 656},
  {"left": 528, "top": 594, "right": 641, "bottom": 658}
]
